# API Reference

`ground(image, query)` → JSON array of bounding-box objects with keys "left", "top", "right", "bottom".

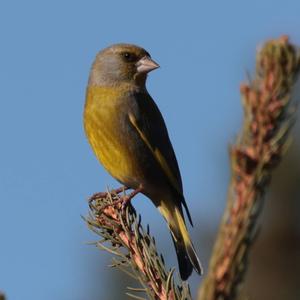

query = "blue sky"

[{"left": 0, "top": 1, "right": 300, "bottom": 299}]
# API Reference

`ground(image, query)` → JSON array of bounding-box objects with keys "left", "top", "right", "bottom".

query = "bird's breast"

[{"left": 84, "top": 86, "right": 143, "bottom": 187}]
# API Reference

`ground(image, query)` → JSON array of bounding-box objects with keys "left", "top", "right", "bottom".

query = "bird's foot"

[
  {"left": 88, "top": 186, "right": 129, "bottom": 203},
  {"left": 120, "top": 186, "right": 143, "bottom": 211},
  {"left": 99, "top": 186, "right": 143, "bottom": 213}
]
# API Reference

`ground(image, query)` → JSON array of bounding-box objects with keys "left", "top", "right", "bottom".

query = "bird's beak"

[{"left": 136, "top": 56, "right": 160, "bottom": 74}]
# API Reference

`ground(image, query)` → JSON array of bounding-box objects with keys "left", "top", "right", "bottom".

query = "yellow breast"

[{"left": 84, "top": 86, "right": 138, "bottom": 185}]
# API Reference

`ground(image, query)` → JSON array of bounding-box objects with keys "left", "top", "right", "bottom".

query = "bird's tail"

[{"left": 158, "top": 201, "right": 202, "bottom": 280}]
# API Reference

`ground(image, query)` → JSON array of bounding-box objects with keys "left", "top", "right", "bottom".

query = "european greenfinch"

[{"left": 84, "top": 43, "right": 202, "bottom": 280}]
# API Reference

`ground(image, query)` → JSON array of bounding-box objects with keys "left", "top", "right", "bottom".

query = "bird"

[{"left": 84, "top": 43, "right": 202, "bottom": 280}]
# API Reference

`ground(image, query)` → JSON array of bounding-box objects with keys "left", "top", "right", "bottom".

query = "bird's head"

[{"left": 88, "top": 44, "right": 159, "bottom": 88}]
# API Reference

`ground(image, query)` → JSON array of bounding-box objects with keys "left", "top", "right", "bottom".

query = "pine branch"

[
  {"left": 86, "top": 191, "right": 192, "bottom": 300},
  {"left": 198, "top": 36, "right": 300, "bottom": 300}
]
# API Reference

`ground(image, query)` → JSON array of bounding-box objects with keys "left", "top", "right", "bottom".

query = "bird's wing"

[
  {"left": 129, "top": 112, "right": 182, "bottom": 194},
  {"left": 128, "top": 92, "right": 193, "bottom": 225}
]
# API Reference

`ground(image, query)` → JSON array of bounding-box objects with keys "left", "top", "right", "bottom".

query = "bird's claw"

[
  {"left": 93, "top": 186, "right": 142, "bottom": 214},
  {"left": 88, "top": 186, "right": 129, "bottom": 203}
]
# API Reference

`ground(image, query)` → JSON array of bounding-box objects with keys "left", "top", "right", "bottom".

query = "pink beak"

[{"left": 136, "top": 56, "right": 160, "bottom": 74}]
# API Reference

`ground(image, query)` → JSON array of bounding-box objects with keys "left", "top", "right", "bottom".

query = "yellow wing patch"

[{"left": 128, "top": 113, "right": 181, "bottom": 194}]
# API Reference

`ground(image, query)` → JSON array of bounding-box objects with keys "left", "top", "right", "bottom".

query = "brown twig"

[
  {"left": 198, "top": 36, "right": 300, "bottom": 300},
  {"left": 86, "top": 191, "right": 192, "bottom": 300}
]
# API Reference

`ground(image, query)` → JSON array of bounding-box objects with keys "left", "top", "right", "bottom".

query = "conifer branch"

[
  {"left": 86, "top": 191, "right": 192, "bottom": 300},
  {"left": 198, "top": 36, "right": 300, "bottom": 300}
]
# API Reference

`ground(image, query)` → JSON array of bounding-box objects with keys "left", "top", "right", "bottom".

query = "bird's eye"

[
  {"left": 122, "top": 52, "right": 136, "bottom": 62},
  {"left": 124, "top": 52, "right": 131, "bottom": 59}
]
